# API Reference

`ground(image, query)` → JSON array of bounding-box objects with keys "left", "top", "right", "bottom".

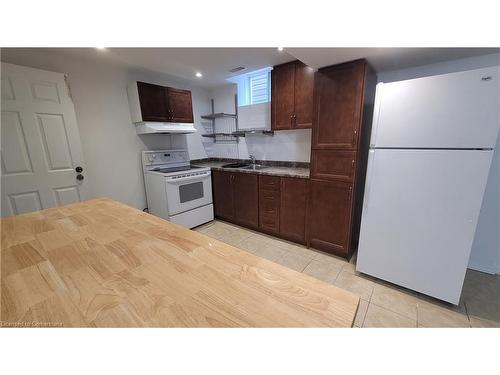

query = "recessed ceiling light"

[
  {"left": 277, "top": 47, "right": 284, "bottom": 51},
  {"left": 96, "top": 47, "right": 106, "bottom": 50},
  {"left": 195, "top": 72, "right": 203, "bottom": 78}
]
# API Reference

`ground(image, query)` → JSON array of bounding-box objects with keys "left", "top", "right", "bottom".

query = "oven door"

[{"left": 164, "top": 171, "right": 213, "bottom": 216}]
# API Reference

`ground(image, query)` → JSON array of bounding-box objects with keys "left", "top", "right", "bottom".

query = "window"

[
  {"left": 227, "top": 67, "right": 272, "bottom": 106},
  {"left": 249, "top": 71, "right": 270, "bottom": 104}
]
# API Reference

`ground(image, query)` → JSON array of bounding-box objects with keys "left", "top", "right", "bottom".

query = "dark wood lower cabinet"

[
  {"left": 280, "top": 177, "right": 308, "bottom": 244},
  {"left": 212, "top": 170, "right": 234, "bottom": 221},
  {"left": 233, "top": 173, "right": 259, "bottom": 229},
  {"left": 308, "top": 179, "right": 353, "bottom": 257},
  {"left": 212, "top": 171, "right": 308, "bottom": 245}
]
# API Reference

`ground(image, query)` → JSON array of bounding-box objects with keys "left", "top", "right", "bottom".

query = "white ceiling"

[
  {"left": 286, "top": 47, "right": 500, "bottom": 71},
  {"left": 107, "top": 48, "right": 296, "bottom": 88},
  {"left": 5, "top": 47, "right": 499, "bottom": 89},
  {"left": 109, "top": 47, "right": 499, "bottom": 87}
]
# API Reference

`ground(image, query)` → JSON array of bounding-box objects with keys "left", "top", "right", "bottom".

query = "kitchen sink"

[
  {"left": 241, "top": 164, "right": 268, "bottom": 170},
  {"left": 221, "top": 162, "right": 250, "bottom": 168},
  {"left": 220, "top": 162, "right": 268, "bottom": 170}
]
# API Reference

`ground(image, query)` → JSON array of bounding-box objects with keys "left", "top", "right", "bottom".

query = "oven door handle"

[{"left": 165, "top": 173, "right": 211, "bottom": 184}]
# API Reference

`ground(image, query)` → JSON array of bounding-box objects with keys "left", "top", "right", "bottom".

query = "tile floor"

[{"left": 194, "top": 220, "right": 500, "bottom": 328}]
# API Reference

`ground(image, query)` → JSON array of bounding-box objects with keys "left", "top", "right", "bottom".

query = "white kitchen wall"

[
  {"left": 1, "top": 48, "right": 210, "bottom": 210},
  {"left": 378, "top": 52, "right": 500, "bottom": 274},
  {"left": 206, "top": 84, "right": 312, "bottom": 162}
]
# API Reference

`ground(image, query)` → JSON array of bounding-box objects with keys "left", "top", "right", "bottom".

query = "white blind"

[{"left": 249, "top": 72, "right": 269, "bottom": 104}]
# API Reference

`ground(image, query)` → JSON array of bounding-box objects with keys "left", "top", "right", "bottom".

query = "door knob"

[
  {"left": 75, "top": 166, "right": 83, "bottom": 173},
  {"left": 76, "top": 174, "right": 84, "bottom": 181}
]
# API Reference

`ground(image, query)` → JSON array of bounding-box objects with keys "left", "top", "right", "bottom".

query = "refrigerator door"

[
  {"left": 371, "top": 66, "right": 500, "bottom": 149},
  {"left": 356, "top": 149, "right": 493, "bottom": 304}
]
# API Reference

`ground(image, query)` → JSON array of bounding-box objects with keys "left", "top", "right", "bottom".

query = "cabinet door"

[
  {"left": 280, "top": 177, "right": 308, "bottom": 244},
  {"left": 233, "top": 173, "right": 259, "bottom": 228},
  {"left": 308, "top": 179, "right": 353, "bottom": 257},
  {"left": 137, "top": 82, "right": 169, "bottom": 122},
  {"left": 212, "top": 170, "right": 234, "bottom": 220},
  {"left": 312, "top": 60, "right": 366, "bottom": 149},
  {"left": 293, "top": 62, "right": 314, "bottom": 129},
  {"left": 271, "top": 62, "right": 295, "bottom": 130},
  {"left": 166, "top": 87, "right": 194, "bottom": 123},
  {"left": 310, "top": 150, "right": 357, "bottom": 181}
]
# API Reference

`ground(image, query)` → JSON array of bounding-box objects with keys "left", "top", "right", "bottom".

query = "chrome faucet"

[{"left": 249, "top": 155, "right": 256, "bottom": 165}]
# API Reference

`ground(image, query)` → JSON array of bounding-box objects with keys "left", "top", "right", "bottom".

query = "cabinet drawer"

[
  {"left": 260, "top": 198, "right": 279, "bottom": 213},
  {"left": 259, "top": 202, "right": 280, "bottom": 233},
  {"left": 311, "top": 150, "right": 357, "bottom": 181},
  {"left": 259, "top": 175, "right": 280, "bottom": 190},
  {"left": 260, "top": 189, "right": 280, "bottom": 202}
]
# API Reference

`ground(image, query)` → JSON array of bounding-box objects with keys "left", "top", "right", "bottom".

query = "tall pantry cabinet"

[{"left": 308, "top": 59, "right": 377, "bottom": 258}]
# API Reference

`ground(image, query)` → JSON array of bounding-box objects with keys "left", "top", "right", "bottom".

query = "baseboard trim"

[{"left": 467, "top": 260, "right": 500, "bottom": 275}]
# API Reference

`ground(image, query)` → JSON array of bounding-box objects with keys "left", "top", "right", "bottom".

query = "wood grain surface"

[{"left": 1, "top": 198, "right": 359, "bottom": 327}]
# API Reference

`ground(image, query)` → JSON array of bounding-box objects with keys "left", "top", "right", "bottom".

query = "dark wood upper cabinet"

[
  {"left": 271, "top": 61, "right": 314, "bottom": 131},
  {"left": 272, "top": 62, "right": 295, "bottom": 130},
  {"left": 308, "top": 179, "right": 353, "bottom": 256},
  {"left": 212, "top": 170, "right": 234, "bottom": 221},
  {"left": 280, "top": 177, "right": 308, "bottom": 244},
  {"left": 137, "top": 82, "right": 170, "bottom": 122},
  {"left": 293, "top": 63, "right": 315, "bottom": 129},
  {"left": 166, "top": 87, "right": 194, "bottom": 123},
  {"left": 130, "top": 82, "right": 194, "bottom": 123},
  {"left": 311, "top": 60, "right": 366, "bottom": 149},
  {"left": 233, "top": 173, "right": 259, "bottom": 229}
]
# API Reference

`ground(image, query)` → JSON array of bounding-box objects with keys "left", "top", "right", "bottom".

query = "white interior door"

[
  {"left": 1, "top": 62, "right": 87, "bottom": 217},
  {"left": 372, "top": 66, "right": 500, "bottom": 149},
  {"left": 356, "top": 149, "right": 494, "bottom": 304}
]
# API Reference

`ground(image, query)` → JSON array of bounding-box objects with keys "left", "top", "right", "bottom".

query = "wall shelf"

[
  {"left": 201, "top": 95, "right": 239, "bottom": 143},
  {"left": 201, "top": 130, "right": 274, "bottom": 139},
  {"left": 201, "top": 113, "right": 237, "bottom": 120},
  {"left": 201, "top": 133, "right": 243, "bottom": 138}
]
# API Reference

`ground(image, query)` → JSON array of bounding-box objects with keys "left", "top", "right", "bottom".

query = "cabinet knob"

[
  {"left": 76, "top": 174, "right": 84, "bottom": 181},
  {"left": 75, "top": 166, "right": 83, "bottom": 173}
]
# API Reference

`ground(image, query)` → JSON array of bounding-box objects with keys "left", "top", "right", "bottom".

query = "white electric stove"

[{"left": 142, "top": 150, "right": 213, "bottom": 228}]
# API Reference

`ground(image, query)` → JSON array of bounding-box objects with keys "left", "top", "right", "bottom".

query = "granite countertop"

[{"left": 192, "top": 159, "right": 310, "bottom": 179}]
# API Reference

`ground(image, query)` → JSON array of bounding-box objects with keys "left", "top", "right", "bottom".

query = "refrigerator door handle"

[
  {"left": 362, "top": 150, "right": 376, "bottom": 216},
  {"left": 369, "top": 82, "right": 384, "bottom": 147}
]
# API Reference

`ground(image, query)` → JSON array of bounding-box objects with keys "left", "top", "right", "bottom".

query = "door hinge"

[{"left": 64, "top": 74, "right": 73, "bottom": 101}]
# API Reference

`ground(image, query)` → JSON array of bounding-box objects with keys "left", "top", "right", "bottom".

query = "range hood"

[{"left": 135, "top": 122, "right": 197, "bottom": 135}]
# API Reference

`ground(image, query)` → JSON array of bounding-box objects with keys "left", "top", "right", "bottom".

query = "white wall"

[
  {"left": 205, "top": 84, "right": 312, "bottom": 162},
  {"left": 378, "top": 52, "right": 500, "bottom": 274},
  {"left": 1, "top": 48, "right": 210, "bottom": 210}
]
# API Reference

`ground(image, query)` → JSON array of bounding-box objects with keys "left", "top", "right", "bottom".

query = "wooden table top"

[{"left": 1, "top": 198, "right": 359, "bottom": 327}]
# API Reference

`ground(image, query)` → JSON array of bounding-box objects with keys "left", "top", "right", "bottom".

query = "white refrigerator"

[{"left": 356, "top": 66, "right": 500, "bottom": 304}]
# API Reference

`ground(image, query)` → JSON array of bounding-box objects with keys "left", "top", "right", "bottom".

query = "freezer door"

[
  {"left": 371, "top": 66, "right": 500, "bottom": 149},
  {"left": 356, "top": 149, "right": 493, "bottom": 304}
]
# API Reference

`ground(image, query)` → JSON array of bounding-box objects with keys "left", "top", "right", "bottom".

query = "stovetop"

[{"left": 149, "top": 165, "right": 206, "bottom": 174}]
